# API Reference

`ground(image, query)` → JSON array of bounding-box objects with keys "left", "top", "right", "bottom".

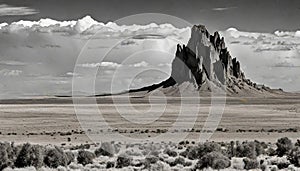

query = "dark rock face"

[
  {"left": 130, "top": 24, "right": 272, "bottom": 95},
  {"left": 168, "top": 24, "right": 245, "bottom": 90}
]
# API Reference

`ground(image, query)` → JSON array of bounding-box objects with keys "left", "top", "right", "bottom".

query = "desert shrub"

[
  {"left": 231, "top": 157, "right": 244, "bottom": 170},
  {"left": 77, "top": 150, "right": 95, "bottom": 166},
  {"left": 235, "top": 141, "right": 264, "bottom": 158},
  {"left": 65, "top": 151, "right": 75, "bottom": 165},
  {"left": 179, "top": 150, "right": 188, "bottom": 158},
  {"left": 44, "top": 146, "right": 73, "bottom": 168},
  {"left": 116, "top": 154, "right": 132, "bottom": 168},
  {"left": 186, "top": 142, "right": 222, "bottom": 160},
  {"left": 227, "top": 141, "right": 236, "bottom": 158},
  {"left": 15, "top": 143, "right": 44, "bottom": 168},
  {"left": 266, "top": 147, "right": 277, "bottom": 156},
  {"left": 194, "top": 151, "right": 231, "bottom": 170},
  {"left": 163, "top": 148, "right": 177, "bottom": 157},
  {"left": 260, "top": 164, "right": 267, "bottom": 171},
  {"left": 184, "top": 161, "right": 192, "bottom": 167},
  {"left": 270, "top": 165, "right": 278, "bottom": 171},
  {"left": 145, "top": 155, "right": 158, "bottom": 164},
  {"left": 174, "top": 157, "right": 186, "bottom": 166},
  {"left": 243, "top": 157, "right": 259, "bottom": 170},
  {"left": 0, "top": 142, "right": 23, "bottom": 170},
  {"left": 149, "top": 150, "right": 160, "bottom": 157},
  {"left": 269, "top": 156, "right": 290, "bottom": 169},
  {"left": 95, "top": 142, "right": 120, "bottom": 157},
  {"left": 295, "top": 139, "right": 300, "bottom": 147},
  {"left": 144, "top": 155, "right": 159, "bottom": 168},
  {"left": 106, "top": 161, "right": 115, "bottom": 168},
  {"left": 69, "top": 144, "right": 90, "bottom": 150},
  {"left": 288, "top": 147, "right": 300, "bottom": 167},
  {"left": 276, "top": 161, "right": 290, "bottom": 169},
  {"left": 276, "top": 137, "right": 293, "bottom": 157},
  {"left": 168, "top": 157, "right": 191, "bottom": 167},
  {"left": 168, "top": 157, "right": 186, "bottom": 167},
  {"left": 0, "top": 144, "right": 10, "bottom": 171}
]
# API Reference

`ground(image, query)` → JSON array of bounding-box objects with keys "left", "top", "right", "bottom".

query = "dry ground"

[{"left": 0, "top": 95, "right": 300, "bottom": 145}]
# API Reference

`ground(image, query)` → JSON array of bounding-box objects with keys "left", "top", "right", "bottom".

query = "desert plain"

[{"left": 0, "top": 94, "right": 300, "bottom": 146}]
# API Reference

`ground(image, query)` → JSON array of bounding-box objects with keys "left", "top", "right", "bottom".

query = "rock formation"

[{"left": 130, "top": 25, "right": 282, "bottom": 96}]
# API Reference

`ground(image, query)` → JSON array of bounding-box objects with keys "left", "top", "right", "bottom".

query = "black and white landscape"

[{"left": 0, "top": 0, "right": 300, "bottom": 170}]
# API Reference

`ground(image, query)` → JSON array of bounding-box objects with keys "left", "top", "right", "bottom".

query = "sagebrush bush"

[
  {"left": 44, "top": 146, "right": 74, "bottom": 168},
  {"left": 234, "top": 141, "right": 264, "bottom": 158},
  {"left": 145, "top": 155, "right": 158, "bottom": 164},
  {"left": 144, "top": 155, "right": 159, "bottom": 168},
  {"left": 14, "top": 143, "right": 44, "bottom": 168},
  {"left": 65, "top": 151, "right": 75, "bottom": 165},
  {"left": 0, "top": 143, "right": 10, "bottom": 171},
  {"left": 163, "top": 148, "right": 177, "bottom": 157},
  {"left": 186, "top": 142, "right": 222, "bottom": 160},
  {"left": 116, "top": 154, "right": 132, "bottom": 168},
  {"left": 69, "top": 144, "right": 90, "bottom": 150},
  {"left": 3, "top": 142, "right": 20, "bottom": 164},
  {"left": 106, "top": 161, "right": 115, "bottom": 169},
  {"left": 288, "top": 147, "right": 300, "bottom": 167},
  {"left": 77, "top": 150, "right": 95, "bottom": 166},
  {"left": 276, "top": 137, "right": 293, "bottom": 157},
  {"left": 194, "top": 151, "right": 231, "bottom": 170},
  {"left": 94, "top": 142, "right": 120, "bottom": 157},
  {"left": 266, "top": 147, "right": 277, "bottom": 156},
  {"left": 168, "top": 157, "right": 191, "bottom": 167},
  {"left": 243, "top": 157, "right": 259, "bottom": 170}
]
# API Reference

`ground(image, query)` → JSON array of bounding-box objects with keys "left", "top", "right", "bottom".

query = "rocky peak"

[{"left": 130, "top": 24, "right": 277, "bottom": 96}]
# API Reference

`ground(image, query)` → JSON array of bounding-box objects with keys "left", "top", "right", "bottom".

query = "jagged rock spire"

[{"left": 130, "top": 24, "right": 274, "bottom": 95}]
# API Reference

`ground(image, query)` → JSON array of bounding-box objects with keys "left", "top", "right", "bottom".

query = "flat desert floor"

[{"left": 0, "top": 95, "right": 300, "bottom": 145}]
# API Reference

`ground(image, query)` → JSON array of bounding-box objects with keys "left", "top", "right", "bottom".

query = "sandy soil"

[{"left": 0, "top": 95, "right": 300, "bottom": 145}]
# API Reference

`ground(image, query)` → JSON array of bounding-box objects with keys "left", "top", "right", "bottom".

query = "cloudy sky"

[{"left": 0, "top": 0, "right": 299, "bottom": 98}]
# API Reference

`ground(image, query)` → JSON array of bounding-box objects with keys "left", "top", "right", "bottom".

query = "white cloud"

[
  {"left": 255, "top": 45, "right": 293, "bottom": 52},
  {"left": 62, "top": 72, "right": 80, "bottom": 77},
  {"left": 130, "top": 61, "right": 149, "bottom": 67},
  {"left": 221, "top": 28, "right": 300, "bottom": 91},
  {"left": 0, "top": 60, "right": 26, "bottom": 66},
  {"left": 223, "top": 27, "right": 262, "bottom": 39},
  {"left": 0, "top": 69, "right": 22, "bottom": 76},
  {"left": 221, "top": 28, "right": 300, "bottom": 52},
  {"left": 0, "top": 15, "right": 189, "bottom": 37},
  {"left": 78, "top": 62, "right": 121, "bottom": 69},
  {"left": 158, "top": 63, "right": 171, "bottom": 67},
  {"left": 212, "top": 7, "right": 237, "bottom": 11},
  {"left": 0, "top": 4, "right": 38, "bottom": 16},
  {"left": 273, "top": 60, "right": 296, "bottom": 67}
]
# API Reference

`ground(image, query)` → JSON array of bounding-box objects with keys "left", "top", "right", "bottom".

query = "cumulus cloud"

[
  {"left": 61, "top": 72, "right": 80, "bottom": 77},
  {"left": 273, "top": 60, "right": 300, "bottom": 68},
  {"left": 130, "top": 61, "right": 149, "bottom": 67},
  {"left": 132, "top": 34, "right": 166, "bottom": 39},
  {"left": 78, "top": 62, "right": 121, "bottom": 69},
  {"left": 0, "top": 4, "right": 38, "bottom": 16},
  {"left": 221, "top": 27, "right": 300, "bottom": 52},
  {"left": 158, "top": 63, "right": 171, "bottom": 67},
  {"left": 220, "top": 27, "right": 300, "bottom": 91},
  {"left": 0, "top": 69, "right": 22, "bottom": 76},
  {"left": 0, "top": 15, "right": 189, "bottom": 37},
  {"left": 0, "top": 60, "right": 26, "bottom": 66},
  {"left": 212, "top": 7, "right": 237, "bottom": 11},
  {"left": 254, "top": 46, "right": 293, "bottom": 52},
  {"left": 274, "top": 30, "right": 300, "bottom": 37}
]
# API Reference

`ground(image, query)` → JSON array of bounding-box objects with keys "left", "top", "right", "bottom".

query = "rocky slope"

[{"left": 130, "top": 25, "right": 284, "bottom": 96}]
